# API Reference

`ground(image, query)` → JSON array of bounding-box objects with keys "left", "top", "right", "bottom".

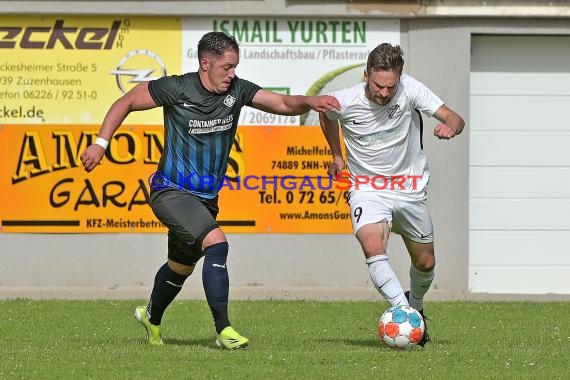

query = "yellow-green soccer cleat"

[
  {"left": 134, "top": 306, "right": 163, "bottom": 346},
  {"left": 215, "top": 326, "right": 249, "bottom": 349}
]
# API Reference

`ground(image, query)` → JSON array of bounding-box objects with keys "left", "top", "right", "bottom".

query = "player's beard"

[
  {"left": 375, "top": 96, "right": 391, "bottom": 106},
  {"left": 365, "top": 84, "right": 391, "bottom": 106}
]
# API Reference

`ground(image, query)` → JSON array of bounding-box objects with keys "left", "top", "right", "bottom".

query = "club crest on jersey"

[
  {"left": 387, "top": 104, "right": 403, "bottom": 119},
  {"left": 224, "top": 95, "right": 236, "bottom": 107}
]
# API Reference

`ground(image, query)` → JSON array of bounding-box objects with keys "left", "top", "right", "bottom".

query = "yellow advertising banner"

[
  {"left": 0, "top": 124, "right": 352, "bottom": 233},
  {"left": 0, "top": 16, "right": 180, "bottom": 125}
]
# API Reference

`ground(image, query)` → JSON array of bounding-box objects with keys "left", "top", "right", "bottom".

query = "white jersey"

[{"left": 325, "top": 74, "right": 443, "bottom": 200}]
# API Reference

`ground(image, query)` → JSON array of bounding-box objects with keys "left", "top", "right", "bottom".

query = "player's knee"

[
  {"left": 357, "top": 223, "right": 389, "bottom": 256},
  {"left": 168, "top": 259, "right": 195, "bottom": 276},
  {"left": 414, "top": 254, "right": 435, "bottom": 272},
  {"left": 202, "top": 227, "right": 227, "bottom": 250}
]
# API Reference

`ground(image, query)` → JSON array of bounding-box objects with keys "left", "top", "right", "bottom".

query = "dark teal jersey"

[{"left": 148, "top": 73, "right": 260, "bottom": 199}]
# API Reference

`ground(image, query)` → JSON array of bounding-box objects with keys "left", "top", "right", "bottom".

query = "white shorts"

[{"left": 347, "top": 191, "right": 434, "bottom": 243}]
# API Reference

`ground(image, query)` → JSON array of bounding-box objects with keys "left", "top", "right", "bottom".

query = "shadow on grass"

[
  {"left": 164, "top": 338, "right": 217, "bottom": 347},
  {"left": 319, "top": 337, "right": 456, "bottom": 349},
  {"left": 319, "top": 338, "right": 380, "bottom": 348},
  {"left": 129, "top": 337, "right": 216, "bottom": 347}
]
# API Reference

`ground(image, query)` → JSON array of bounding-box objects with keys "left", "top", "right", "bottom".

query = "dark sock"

[
  {"left": 202, "top": 242, "right": 231, "bottom": 333},
  {"left": 147, "top": 263, "right": 188, "bottom": 326}
]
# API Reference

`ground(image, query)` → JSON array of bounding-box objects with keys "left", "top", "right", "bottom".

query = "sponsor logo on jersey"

[
  {"left": 387, "top": 104, "right": 403, "bottom": 119},
  {"left": 223, "top": 94, "right": 236, "bottom": 107}
]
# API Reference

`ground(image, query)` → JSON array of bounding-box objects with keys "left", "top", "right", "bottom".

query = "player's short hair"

[
  {"left": 198, "top": 31, "right": 239, "bottom": 59},
  {"left": 367, "top": 43, "right": 404, "bottom": 75}
]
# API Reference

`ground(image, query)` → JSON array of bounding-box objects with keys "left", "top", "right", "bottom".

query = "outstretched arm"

[
  {"left": 251, "top": 89, "right": 340, "bottom": 115},
  {"left": 80, "top": 82, "right": 157, "bottom": 172},
  {"left": 319, "top": 111, "right": 345, "bottom": 177},
  {"left": 432, "top": 104, "right": 465, "bottom": 140}
]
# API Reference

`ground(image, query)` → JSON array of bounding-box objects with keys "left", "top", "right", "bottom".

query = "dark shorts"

[{"left": 150, "top": 188, "right": 219, "bottom": 266}]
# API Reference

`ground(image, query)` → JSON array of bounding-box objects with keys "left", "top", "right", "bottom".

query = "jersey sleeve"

[
  {"left": 148, "top": 75, "right": 184, "bottom": 106},
  {"left": 402, "top": 75, "right": 444, "bottom": 117},
  {"left": 324, "top": 90, "right": 341, "bottom": 120},
  {"left": 235, "top": 77, "right": 261, "bottom": 106}
]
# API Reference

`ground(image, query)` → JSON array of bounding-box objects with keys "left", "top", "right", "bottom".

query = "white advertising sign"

[{"left": 182, "top": 18, "right": 400, "bottom": 125}]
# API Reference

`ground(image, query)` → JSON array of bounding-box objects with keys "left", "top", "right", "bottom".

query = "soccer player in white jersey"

[{"left": 319, "top": 43, "right": 464, "bottom": 346}]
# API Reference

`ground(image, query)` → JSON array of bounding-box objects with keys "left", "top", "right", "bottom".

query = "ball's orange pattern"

[
  {"left": 410, "top": 327, "right": 423, "bottom": 343},
  {"left": 384, "top": 322, "right": 400, "bottom": 338}
]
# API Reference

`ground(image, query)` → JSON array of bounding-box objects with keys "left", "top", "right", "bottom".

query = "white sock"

[
  {"left": 408, "top": 265, "right": 434, "bottom": 311},
  {"left": 366, "top": 255, "right": 408, "bottom": 307}
]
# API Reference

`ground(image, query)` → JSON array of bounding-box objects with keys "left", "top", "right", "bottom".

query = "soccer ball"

[{"left": 378, "top": 305, "right": 425, "bottom": 350}]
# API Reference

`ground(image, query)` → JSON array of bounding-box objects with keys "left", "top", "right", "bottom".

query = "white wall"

[{"left": 469, "top": 35, "right": 570, "bottom": 293}]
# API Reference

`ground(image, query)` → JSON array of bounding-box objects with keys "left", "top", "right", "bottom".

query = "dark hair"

[
  {"left": 367, "top": 43, "right": 404, "bottom": 74},
  {"left": 198, "top": 31, "right": 239, "bottom": 59}
]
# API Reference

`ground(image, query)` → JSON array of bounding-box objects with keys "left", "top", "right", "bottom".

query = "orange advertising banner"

[
  {"left": 0, "top": 124, "right": 352, "bottom": 233},
  {"left": 0, "top": 15, "right": 355, "bottom": 233}
]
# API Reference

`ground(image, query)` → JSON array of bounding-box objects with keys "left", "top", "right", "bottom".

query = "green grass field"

[{"left": 1, "top": 300, "right": 568, "bottom": 379}]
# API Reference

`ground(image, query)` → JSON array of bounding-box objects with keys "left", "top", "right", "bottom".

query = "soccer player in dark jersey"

[{"left": 80, "top": 31, "right": 340, "bottom": 348}]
